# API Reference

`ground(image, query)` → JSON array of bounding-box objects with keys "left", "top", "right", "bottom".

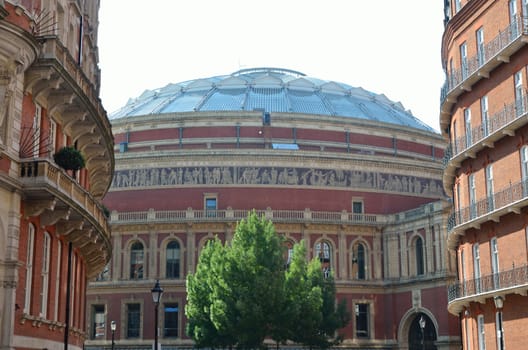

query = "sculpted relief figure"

[{"left": 111, "top": 166, "right": 443, "bottom": 198}]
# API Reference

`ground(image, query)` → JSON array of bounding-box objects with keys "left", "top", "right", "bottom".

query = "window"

[
  {"left": 460, "top": 42, "right": 468, "bottom": 79},
  {"left": 24, "top": 224, "right": 35, "bottom": 313},
  {"left": 464, "top": 108, "right": 472, "bottom": 148},
  {"left": 454, "top": 0, "right": 461, "bottom": 13},
  {"left": 415, "top": 237, "right": 425, "bottom": 276},
  {"left": 352, "top": 199, "right": 363, "bottom": 220},
  {"left": 49, "top": 119, "right": 56, "bottom": 156},
  {"left": 473, "top": 244, "right": 481, "bottom": 293},
  {"left": 491, "top": 237, "right": 500, "bottom": 288},
  {"left": 460, "top": 250, "right": 467, "bottom": 294},
  {"left": 469, "top": 174, "right": 477, "bottom": 219},
  {"left": 476, "top": 27, "right": 485, "bottom": 65},
  {"left": 465, "top": 316, "right": 472, "bottom": 350},
  {"left": 453, "top": 119, "right": 459, "bottom": 153},
  {"left": 130, "top": 242, "right": 144, "bottom": 279},
  {"left": 515, "top": 70, "right": 525, "bottom": 115},
  {"left": 96, "top": 263, "right": 110, "bottom": 281},
  {"left": 33, "top": 104, "right": 41, "bottom": 158},
  {"left": 164, "top": 303, "right": 179, "bottom": 338},
  {"left": 40, "top": 232, "right": 51, "bottom": 317},
  {"left": 496, "top": 311, "right": 504, "bottom": 350},
  {"left": 285, "top": 240, "right": 294, "bottom": 269},
  {"left": 355, "top": 303, "right": 369, "bottom": 338},
  {"left": 315, "top": 241, "right": 332, "bottom": 278},
  {"left": 352, "top": 242, "right": 367, "bottom": 280},
  {"left": 522, "top": 146, "right": 528, "bottom": 195},
  {"left": 524, "top": 0, "right": 528, "bottom": 17},
  {"left": 205, "top": 195, "right": 217, "bottom": 217},
  {"left": 477, "top": 314, "right": 486, "bottom": 350},
  {"left": 127, "top": 303, "right": 141, "bottom": 338},
  {"left": 510, "top": 0, "right": 519, "bottom": 38},
  {"left": 92, "top": 305, "right": 105, "bottom": 339},
  {"left": 480, "top": 96, "right": 489, "bottom": 137},
  {"left": 485, "top": 165, "right": 494, "bottom": 211},
  {"left": 166, "top": 241, "right": 181, "bottom": 279},
  {"left": 54, "top": 241, "right": 61, "bottom": 320}
]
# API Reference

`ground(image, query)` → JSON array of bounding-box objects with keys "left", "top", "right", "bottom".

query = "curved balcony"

[
  {"left": 447, "top": 178, "right": 528, "bottom": 249},
  {"left": 440, "top": 16, "right": 528, "bottom": 134},
  {"left": 110, "top": 207, "right": 385, "bottom": 226},
  {"left": 442, "top": 95, "right": 528, "bottom": 193},
  {"left": 24, "top": 36, "right": 114, "bottom": 199},
  {"left": 447, "top": 264, "right": 528, "bottom": 315},
  {"left": 19, "top": 158, "right": 111, "bottom": 277}
]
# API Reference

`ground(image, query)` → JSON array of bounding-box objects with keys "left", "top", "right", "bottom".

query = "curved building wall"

[
  {"left": 0, "top": 1, "right": 113, "bottom": 349},
  {"left": 87, "top": 68, "right": 460, "bottom": 349},
  {"left": 442, "top": 1, "right": 528, "bottom": 350}
]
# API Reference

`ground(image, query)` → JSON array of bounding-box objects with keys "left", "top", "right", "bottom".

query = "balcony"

[
  {"left": 19, "top": 158, "right": 111, "bottom": 277},
  {"left": 24, "top": 36, "right": 114, "bottom": 199},
  {"left": 110, "top": 208, "right": 385, "bottom": 226},
  {"left": 447, "top": 178, "right": 528, "bottom": 249},
  {"left": 447, "top": 264, "right": 528, "bottom": 314},
  {"left": 440, "top": 16, "right": 528, "bottom": 133},
  {"left": 442, "top": 95, "right": 528, "bottom": 192}
]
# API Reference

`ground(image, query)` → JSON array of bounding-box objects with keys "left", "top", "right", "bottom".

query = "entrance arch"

[
  {"left": 408, "top": 312, "right": 437, "bottom": 350},
  {"left": 398, "top": 309, "right": 438, "bottom": 350}
]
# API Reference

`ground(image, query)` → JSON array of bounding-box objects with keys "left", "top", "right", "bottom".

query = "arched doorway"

[{"left": 408, "top": 313, "right": 437, "bottom": 350}]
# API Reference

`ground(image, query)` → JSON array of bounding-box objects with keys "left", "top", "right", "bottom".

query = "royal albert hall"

[{"left": 86, "top": 68, "right": 461, "bottom": 350}]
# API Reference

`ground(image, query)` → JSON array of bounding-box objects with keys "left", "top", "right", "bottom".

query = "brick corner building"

[
  {"left": 441, "top": 0, "right": 528, "bottom": 349},
  {"left": 0, "top": 1, "right": 114, "bottom": 349}
]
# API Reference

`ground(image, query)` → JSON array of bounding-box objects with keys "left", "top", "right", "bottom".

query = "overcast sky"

[{"left": 98, "top": 1, "right": 445, "bottom": 131}]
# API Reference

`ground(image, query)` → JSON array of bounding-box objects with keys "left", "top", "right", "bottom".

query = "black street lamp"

[
  {"left": 151, "top": 280, "right": 164, "bottom": 350},
  {"left": 110, "top": 320, "right": 116, "bottom": 350},
  {"left": 419, "top": 315, "right": 426, "bottom": 350}
]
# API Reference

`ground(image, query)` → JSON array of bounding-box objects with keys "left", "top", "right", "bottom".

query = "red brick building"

[
  {"left": 0, "top": 1, "right": 114, "bottom": 349},
  {"left": 87, "top": 68, "right": 460, "bottom": 349},
  {"left": 441, "top": 0, "right": 528, "bottom": 349}
]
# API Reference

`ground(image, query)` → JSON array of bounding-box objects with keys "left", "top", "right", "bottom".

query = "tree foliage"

[{"left": 186, "top": 211, "right": 350, "bottom": 349}]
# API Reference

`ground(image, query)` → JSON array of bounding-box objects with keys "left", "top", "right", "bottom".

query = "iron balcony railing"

[
  {"left": 441, "top": 16, "right": 528, "bottom": 104},
  {"left": 446, "top": 93, "right": 528, "bottom": 163},
  {"left": 447, "top": 178, "right": 528, "bottom": 232},
  {"left": 448, "top": 264, "right": 528, "bottom": 303}
]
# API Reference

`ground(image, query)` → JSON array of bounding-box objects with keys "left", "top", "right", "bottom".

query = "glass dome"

[{"left": 110, "top": 67, "right": 434, "bottom": 132}]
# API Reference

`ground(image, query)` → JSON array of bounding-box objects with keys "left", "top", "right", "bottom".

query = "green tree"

[{"left": 186, "top": 212, "right": 350, "bottom": 349}]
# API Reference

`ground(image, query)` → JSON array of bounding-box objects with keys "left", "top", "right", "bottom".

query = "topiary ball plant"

[{"left": 53, "top": 146, "right": 85, "bottom": 172}]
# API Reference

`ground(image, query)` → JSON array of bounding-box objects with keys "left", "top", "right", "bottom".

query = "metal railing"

[
  {"left": 445, "top": 94, "right": 528, "bottom": 162},
  {"left": 448, "top": 264, "right": 528, "bottom": 302},
  {"left": 441, "top": 16, "right": 528, "bottom": 104},
  {"left": 448, "top": 178, "right": 528, "bottom": 232}
]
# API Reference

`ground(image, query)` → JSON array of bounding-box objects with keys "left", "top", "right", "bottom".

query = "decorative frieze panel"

[{"left": 111, "top": 165, "right": 445, "bottom": 197}]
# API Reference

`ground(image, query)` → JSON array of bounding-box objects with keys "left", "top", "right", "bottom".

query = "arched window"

[
  {"left": 315, "top": 241, "right": 332, "bottom": 278},
  {"left": 40, "top": 232, "right": 51, "bottom": 317},
  {"left": 166, "top": 241, "right": 181, "bottom": 279},
  {"left": 130, "top": 242, "right": 144, "bottom": 279},
  {"left": 415, "top": 237, "right": 424, "bottom": 276},
  {"left": 353, "top": 242, "right": 367, "bottom": 280}
]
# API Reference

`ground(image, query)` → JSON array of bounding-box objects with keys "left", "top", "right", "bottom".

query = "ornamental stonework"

[{"left": 111, "top": 165, "right": 444, "bottom": 197}]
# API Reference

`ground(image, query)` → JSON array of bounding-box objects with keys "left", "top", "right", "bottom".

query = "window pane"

[
  {"left": 355, "top": 303, "right": 369, "bottom": 338},
  {"left": 92, "top": 305, "right": 105, "bottom": 339},
  {"left": 416, "top": 237, "right": 424, "bottom": 275},
  {"left": 164, "top": 303, "right": 179, "bottom": 338},
  {"left": 357, "top": 244, "right": 366, "bottom": 280},
  {"left": 130, "top": 242, "right": 144, "bottom": 279},
  {"left": 166, "top": 241, "right": 180, "bottom": 279},
  {"left": 127, "top": 304, "right": 140, "bottom": 338}
]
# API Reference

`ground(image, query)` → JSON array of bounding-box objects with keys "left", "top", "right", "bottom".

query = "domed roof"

[{"left": 110, "top": 67, "right": 434, "bottom": 132}]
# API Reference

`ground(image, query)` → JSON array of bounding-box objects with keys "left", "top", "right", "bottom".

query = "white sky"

[{"left": 98, "top": 1, "right": 445, "bottom": 132}]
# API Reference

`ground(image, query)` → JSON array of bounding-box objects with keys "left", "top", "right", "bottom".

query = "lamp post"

[
  {"left": 494, "top": 296, "right": 504, "bottom": 350},
  {"left": 419, "top": 315, "right": 426, "bottom": 350},
  {"left": 151, "top": 280, "right": 164, "bottom": 350},
  {"left": 110, "top": 320, "right": 116, "bottom": 350}
]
